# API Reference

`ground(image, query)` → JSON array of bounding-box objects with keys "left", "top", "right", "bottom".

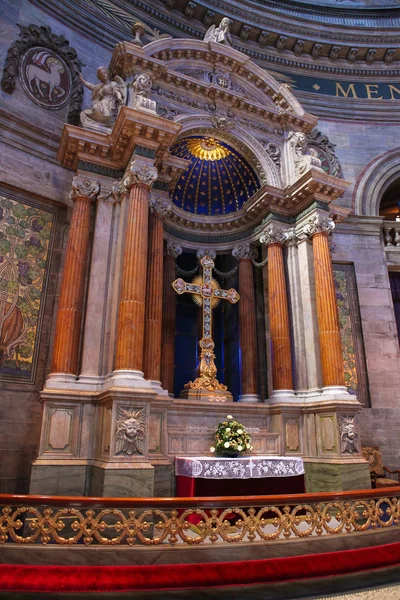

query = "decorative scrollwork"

[{"left": 1, "top": 495, "right": 399, "bottom": 546}]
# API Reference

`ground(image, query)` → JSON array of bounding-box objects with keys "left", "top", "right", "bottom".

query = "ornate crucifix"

[{"left": 172, "top": 255, "right": 239, "bottom": 394}]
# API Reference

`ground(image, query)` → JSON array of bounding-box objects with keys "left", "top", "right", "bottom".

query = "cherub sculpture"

[
  {"left": 339, "top": 416, "right": 360, "bottom": 454},
  {"left": 79, "top": 66, "right": 126, "bottom": 129},
  {"left": 204, "top": 17, "right": 232, "bottom": 46},
  {"left": 115, "top": 406, "right": 146, "bottom": 456}
]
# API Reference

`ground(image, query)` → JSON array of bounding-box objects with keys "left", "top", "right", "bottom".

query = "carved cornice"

[
  {"left": 70, "top": 176, "right": 100, "bottom": 201},
  {"left": 232, "top": 244, "right": 257, "bottom": 260},
  {"left": 58, "top": 106, "right": 182, "bottom": 171},
  {"left": 29, "top": 0, "right": 400, "bottom": 75}
]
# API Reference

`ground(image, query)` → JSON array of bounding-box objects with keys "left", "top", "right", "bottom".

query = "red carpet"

[{"left": 1, "top": 542, "right": 400, "bottom": 593}]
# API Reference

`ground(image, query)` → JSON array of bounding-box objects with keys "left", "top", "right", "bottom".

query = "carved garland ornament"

[
  {"left": 1, "top": 24, "right": 84, "bottom": 125},
  {"left": 307, "top": 129, "right": 343, "bottom": 178}
]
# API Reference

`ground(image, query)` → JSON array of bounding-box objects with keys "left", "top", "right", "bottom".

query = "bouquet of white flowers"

[{"left": 210, "top": 415, "right": 253, "bottom": 457}]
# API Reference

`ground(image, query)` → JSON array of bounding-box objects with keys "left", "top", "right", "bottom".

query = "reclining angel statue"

[{"left": 79, "top": 66, "right": 126, "bottom": 130}]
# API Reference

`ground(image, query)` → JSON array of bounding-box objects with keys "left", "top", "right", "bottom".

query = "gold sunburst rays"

[
  {"left": 191, "top": 275, "right": 221, "bottom": 309},
  {"left": 187, "top": 137, "right": 230, "bottom": 161}
]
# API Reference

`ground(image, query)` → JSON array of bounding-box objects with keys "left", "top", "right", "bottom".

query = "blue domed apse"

[{"left": 170, "top": 136, "right": 260, "bottom": 216}]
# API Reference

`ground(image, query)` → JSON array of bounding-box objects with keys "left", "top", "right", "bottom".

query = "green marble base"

[
  {"left": 304, "top": 461, "right": 371, "bottom": 493},
  {"left": 89, "top": 466, "right": 154, "bottom": 497},
  {"left": 29, "top": 464, "right": 89, "bottom": 496}
]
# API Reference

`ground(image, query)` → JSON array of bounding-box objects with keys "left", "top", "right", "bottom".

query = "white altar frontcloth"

[{"left": 175, "top": 456, "right": 305, "bottom": 480}]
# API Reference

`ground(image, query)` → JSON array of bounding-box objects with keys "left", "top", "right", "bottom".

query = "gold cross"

[{"left": 172, "top": 255, "right": 239, "bottom": 392}]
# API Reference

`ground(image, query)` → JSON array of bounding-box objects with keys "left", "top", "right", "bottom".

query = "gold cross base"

[{"left": 184, "top": 345, "right": 226, "bottom": 392}]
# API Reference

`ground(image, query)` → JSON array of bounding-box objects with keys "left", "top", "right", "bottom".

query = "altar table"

[{"left": 175, "top": 456, "right": 305, "bottom": 497}]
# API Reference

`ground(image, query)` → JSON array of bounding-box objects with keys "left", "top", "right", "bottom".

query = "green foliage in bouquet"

[{"left": 210, "top": 414, "right": 253, "bottom": 457}]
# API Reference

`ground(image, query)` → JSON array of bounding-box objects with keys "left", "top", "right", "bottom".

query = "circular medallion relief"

[{"left": 19, "top": 47, "right": 71, "bottom": 110}]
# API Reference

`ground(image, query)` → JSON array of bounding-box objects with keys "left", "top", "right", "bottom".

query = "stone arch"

[
  {"left": 172, "top": 113, "right": 282, "bottom": 188},
  {"left": 353, "top": 148, "right": 400, "bottom": 216},
  {"left": 141, "top": 38, "right": 309, "bottom": 119}
]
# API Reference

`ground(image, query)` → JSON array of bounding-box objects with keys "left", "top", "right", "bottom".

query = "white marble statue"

[
  {"left": 79, "top": 66, "right": 126, "bottom": 130},
  {"left": 128, "top": 73, "right": 156, "bottom": 113},
  {"left": 288, "top": 131, "right": 322, "bottom": 179},
  {"left": 204, "top": 17, "right": 232, "bottom": 46}
]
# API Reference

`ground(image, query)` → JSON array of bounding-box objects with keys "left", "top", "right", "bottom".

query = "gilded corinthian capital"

[
  {"left": 70, "top": 176, "right": 100, "bottom": 201},
  {"left": 123, "top": 160, "right": 158, "bottom": 189},
  {"left": 259, "top": 224, "right": 287, "bottom": 246},
  {"left": 303, "top": 213, "right": 335, "bottom": 237}
]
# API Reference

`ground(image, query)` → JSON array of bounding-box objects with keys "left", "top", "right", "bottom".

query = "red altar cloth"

[{"left": 176, "top": 473, "right": 305, "bottom": 497}]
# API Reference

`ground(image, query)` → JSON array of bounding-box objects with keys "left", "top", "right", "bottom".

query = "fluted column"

[
  {"left": 50, "top": 177, "right": 99, "bottom": 379},
  {"left": 260, "top": 224, "right": 294, "bottom": 397},
  {"left": 161, "top": 242, "right": 182, "bottom": 395},
  {"left": 114, "top": 160, "right": 158, "bottom": 381},
  {"left": 143, "top": 197, "right": 171, "bottom": 393},
  {"left": 232, "top": 245, "right": 260, "bottom": 402},
  {"left": 304, "top": 214, "right": 346, "bottom": 391}
]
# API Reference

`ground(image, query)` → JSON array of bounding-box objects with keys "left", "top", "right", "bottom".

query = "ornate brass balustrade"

[{"left": 1, "top": 489, "right": 399, "bottom": 547}]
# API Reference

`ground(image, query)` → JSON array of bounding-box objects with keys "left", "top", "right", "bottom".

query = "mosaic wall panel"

[
  {"left": 333, "top": 263, "right": 369, "bottom": 406},
  {"left": 0, "top": 194, "right": 56, "bottom": 383}
]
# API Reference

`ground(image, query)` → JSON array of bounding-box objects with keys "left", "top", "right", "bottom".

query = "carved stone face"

[
  {"left": 220, "top": 17, "right": 230, "bottom": 31},
  {"left": 124, "top": 417, "right": 139, "bottom": 441},
  {"left": 97, "top": 67, "right": 109, "bottom": 83}
]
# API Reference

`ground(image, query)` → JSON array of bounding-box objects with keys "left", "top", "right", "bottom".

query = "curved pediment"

[{"left": 110, "top": 38, "right": 316, "bottom": 131}]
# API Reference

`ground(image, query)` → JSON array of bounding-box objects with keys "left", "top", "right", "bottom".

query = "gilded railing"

[{"left": 1, "top": 489, "right": 400, "bottom": 546}]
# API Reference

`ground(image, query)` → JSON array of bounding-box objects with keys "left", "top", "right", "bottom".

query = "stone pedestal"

[
  {"left": 90, "top": 466, "right": 154, "bottom": 497},
  {"left": 304, "top": 460, "right": 371, "bottom": 492}
]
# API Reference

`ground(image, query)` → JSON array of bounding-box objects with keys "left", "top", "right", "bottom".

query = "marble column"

[
  {"left": 50, "top": 177, "right": 99, "bottom": 380},
  {"left": 260, "top": 225, "right": 294, "bottom": 398},
  {"left": 143, "top": 197, "right": 171, "bottom": 394},
  {"left": 161, "top": 242, "right": 182, "bottom": 395},
  {"left": 79, "top": 183, "right": 119, "bottom": 387},
  {"left": 114, "top": 160, "right": 158, "bottom": 385},
  {"left": 285, "top": 229, "right": 308, "bottom": 393},
  {"left": 232, "top": 245, "right": 260, "bottom": 402},
  {"left": 304, "top": 214, "right": 346, "bottom": 392}
]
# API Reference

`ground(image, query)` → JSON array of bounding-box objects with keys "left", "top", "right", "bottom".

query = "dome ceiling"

[{"left": 170, "top": 136, "right": 260, "bottom": 216}]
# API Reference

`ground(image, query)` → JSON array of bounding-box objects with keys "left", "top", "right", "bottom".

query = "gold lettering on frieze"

[
  {"left": 335, "top": 82, "right": 358, "bottom": 98},
  {"left": 388, "top": 84, "right": 400, "bottom": 100},
  {"left": 364, "top": 84, "right": 383, "bottom": 100}
]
